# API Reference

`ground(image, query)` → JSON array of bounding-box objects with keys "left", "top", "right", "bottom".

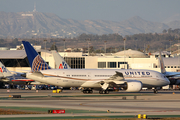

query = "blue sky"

[{"left": 0, "top": 0, "right": 180, "bottom": 22}]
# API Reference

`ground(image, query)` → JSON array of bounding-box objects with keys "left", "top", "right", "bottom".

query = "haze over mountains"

[{"left": 0, "top": 11, "right": 180, "bottom": 38}]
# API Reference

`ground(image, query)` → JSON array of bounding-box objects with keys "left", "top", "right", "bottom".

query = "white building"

[{"left": 0, "top": 46, "right": 180, "bottom": 73}]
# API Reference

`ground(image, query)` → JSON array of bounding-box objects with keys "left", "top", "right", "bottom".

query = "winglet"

[
  {"left": 159, "top": 51, "right": 166, "bottom": 74},
  {"left": 22, "top": 41, "right": 51, "bottom": 72}
]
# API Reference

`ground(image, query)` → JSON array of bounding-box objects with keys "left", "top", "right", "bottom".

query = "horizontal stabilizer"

[{"left": 30, "top": 71, "right": 44, "bottom": 77}]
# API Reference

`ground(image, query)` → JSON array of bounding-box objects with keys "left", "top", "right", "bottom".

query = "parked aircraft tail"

[
  {"left": 51, "top": 50, "right": 70, "bottom": 69},
  {"left": 22, "top": 41, "right": 51, "bottom": 72},
  {"left": 159, "top": 51, "right": 166, "bottom": 74},
  {"left": 0, "top": 62, "right": 13, "bottom": 77}
]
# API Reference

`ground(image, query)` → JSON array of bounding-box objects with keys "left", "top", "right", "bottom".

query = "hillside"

[{"left": 0, "top": 11, "right": 179, "bottom": 38}]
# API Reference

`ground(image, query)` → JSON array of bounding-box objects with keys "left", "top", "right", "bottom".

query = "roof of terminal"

[
  {"left": 163, "top": 57, "right": 180, "bottom": 66},
  {"left": 0, "top": 50, "right": 26, "bottom": 59},
  {"left": 113, "top": 49, "right": 148, "bottom": 58}
]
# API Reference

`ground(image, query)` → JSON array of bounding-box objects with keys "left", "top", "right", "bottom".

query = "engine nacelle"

[{"left": 124, "top": 81, "right": 142, "bottom": 92}]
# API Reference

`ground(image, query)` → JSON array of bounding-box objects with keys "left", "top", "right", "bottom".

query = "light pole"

[
  {"left": 123, "top": 38, "right": 126, "bottom": 69},
  {"left": 54, "top": 42, "right": 56, "bottom": 51},
  {"left": 135, "top": 38, "right": 137, "bottom": 50},
  {"left": 169, "top": 39, "right": 172, "bottom": 54},
  {"left": 104, "top": 41, "right": 107, "bottom": 53},
  {"left": 44, "top": 39, "right": 47, "bottom": 61},
  {"left": 175, "top": 37, "right": 180, "bottom": 68},
  {"left": 86, "top": 38, "right": 91, "bottom": 56},
  {"left": 63, "top": 39, "right": 65, "bottom": 52}
]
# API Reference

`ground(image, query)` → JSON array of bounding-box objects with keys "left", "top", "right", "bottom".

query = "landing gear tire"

[
  {"left": 153, "top": 89, "right": 158, "bottom": 94},
  {"left": 99, "top": 90, "right": 109, "bottom": 94},
  {"left": 83, "top": 90, "right": 93, "bottom": 94}
]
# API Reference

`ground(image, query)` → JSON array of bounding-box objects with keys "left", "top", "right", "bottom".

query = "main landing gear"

[
  {"left": 153, "top": 89, "right": 158, "bottom": 94},
  {"left": 99, "top": 90, "right": 109, "bottom": 94},
  {"left": 83, "top": 89, "right": 93, "bottom": 94},
  {"left": 153, "top": 87, "right": 161, "bottom": 94}
]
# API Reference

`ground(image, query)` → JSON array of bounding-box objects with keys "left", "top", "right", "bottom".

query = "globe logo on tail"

[{"left": 32, "top": 55, "right": 51, "bottom": 72}]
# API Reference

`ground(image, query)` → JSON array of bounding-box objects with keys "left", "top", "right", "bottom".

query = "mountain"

[
  {"left": 166, "top": 20, "right": 180, "bottom": 29},
  {"left": 0, "top": 12, "right": 179, "bottom": 38},
  {"left": 163, "top": 14, "right": 180, "bottom": 23}
]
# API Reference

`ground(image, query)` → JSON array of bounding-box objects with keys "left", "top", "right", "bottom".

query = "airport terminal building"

[{"left": 0, "top": 45, "right": 180, "bottom": 73}]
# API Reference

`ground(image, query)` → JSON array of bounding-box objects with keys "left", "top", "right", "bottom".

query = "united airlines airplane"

[{"left": 22, "top": 41, "right": 170, "bottom": 94}]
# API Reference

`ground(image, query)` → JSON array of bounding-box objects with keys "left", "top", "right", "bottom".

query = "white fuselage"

[{"left": 26, "top": 69, "right": 170, "bottom": 89}]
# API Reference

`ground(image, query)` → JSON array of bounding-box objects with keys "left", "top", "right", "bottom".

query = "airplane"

[
  {"left": 0, "top": 50, "right": 69, "bottom": 86},
  {"left": 0, "top": 50, "right": 70, "bottom": 88},
  {"left": 51, "top": 50, "right": 70, "bottom": 69},
  {"left": 159, "top": 51, "right": 180, "bottom": 85},
  {"left": 0, "top": 62, "right": 34, "bottom": 85},
  {"left": 22, "top": 41, "right": 170, "bottom": 94}
]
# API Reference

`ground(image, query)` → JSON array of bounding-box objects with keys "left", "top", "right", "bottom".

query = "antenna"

[{"left": 33, "top": 2, "right": 36, "bottom": 12}]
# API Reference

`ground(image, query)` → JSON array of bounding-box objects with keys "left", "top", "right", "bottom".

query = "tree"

[
  {"left": 162, "top": 29, "right": 167, "bottom": 33},
  {"left": 50, "top": 44, "right": 58, "bottom": 51}
]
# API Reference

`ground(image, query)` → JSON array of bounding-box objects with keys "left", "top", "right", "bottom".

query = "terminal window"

[
  {"left": 108, "top": 62, "right": 116, "bottom": 68},
  {"left": 64, "top": 57, "right": 85, "bottom": 69},
  {"left": 0, "top": 57, "right": 29, "bottom": 67},
  {"left": 98, "top": 62, "right": 106, "bottom": 68},
  {"left": 118, "top": 62, "right": 128, "bottom": 68}
]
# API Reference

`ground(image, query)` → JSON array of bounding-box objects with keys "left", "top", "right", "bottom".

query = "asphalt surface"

[{"left": 0, "top": 89, "right": 180, "bottom": 119}]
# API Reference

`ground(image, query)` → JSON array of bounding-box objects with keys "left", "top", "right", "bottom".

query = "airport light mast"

[
  {"left": 104, "top": 41, "right": 107, "bottom": 53},
  {"left": 63, "top": 39, "right": 65, "bottom": 57},
  {"left": 86, "top": 38, "right": 91, "bottom": 56},
  {"left": 44, "top": 39, "right": 47, "bottom": 61},
  {"left": 123, "top": 38, "right": 126, "bottom": 69},
  {"left": 175, "top": 37, "right": 180, "bottom": 68},
  {"left": 169, "top": 39, "right": 172, "bottom": 54}
]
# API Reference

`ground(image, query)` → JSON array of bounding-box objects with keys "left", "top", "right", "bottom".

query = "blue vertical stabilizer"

[{"left": 22, "top": 41, "right": 51, "bottom": 72}]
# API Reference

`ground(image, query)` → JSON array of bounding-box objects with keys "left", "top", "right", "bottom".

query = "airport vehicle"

[
  {"left": 22, "top": 41, "right": 170, "bottom": 94},
  {"left": 0, "top": 62, "right": 34, "bottom": 85}
]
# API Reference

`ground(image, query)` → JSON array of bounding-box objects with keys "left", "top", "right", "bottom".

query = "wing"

[
  {"left": 165, "top": 72, "right": 180, "bottom": 78},
  {"left": 99, "top": 71, "right": 126, "bottom": 90}
]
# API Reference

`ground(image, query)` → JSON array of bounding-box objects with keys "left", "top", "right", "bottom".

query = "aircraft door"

[{"left": 87, "top": 72, "right": 91, "bottom": 80}]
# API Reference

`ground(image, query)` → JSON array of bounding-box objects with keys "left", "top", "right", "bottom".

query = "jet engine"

[{"left": 123, "top": 81, "right": 142, "bottom": 92}]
